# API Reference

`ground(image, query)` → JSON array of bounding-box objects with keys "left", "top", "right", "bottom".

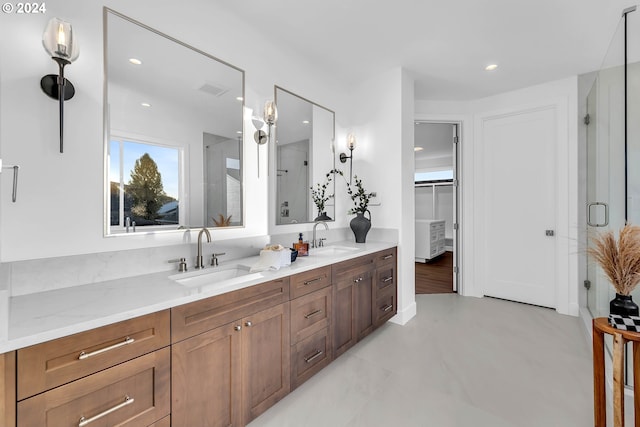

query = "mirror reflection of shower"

[
  {"left": 203, "top": 132, "right": 242, "bottom": 227},
  {"left": 277, "top": 141, "right": 309, "bottom": 224}
]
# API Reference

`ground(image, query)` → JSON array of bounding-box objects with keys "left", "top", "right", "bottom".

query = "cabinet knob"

[
  {"left": 245, "top": 321, "right": 253, "bottom": 327},
  {"left": 234, "top": 325, "right": 242, "bottom": 331}
]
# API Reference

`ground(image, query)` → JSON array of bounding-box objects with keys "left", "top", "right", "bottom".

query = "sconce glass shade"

[
  {"left": 42, "top": 18, "right": 79, "bottom": 62},
  {"left": 347, "top": 133, "right": 357, "bottom": 150},
  {"left": 264, "top": 101, "right": 278, "bottom": 124}
]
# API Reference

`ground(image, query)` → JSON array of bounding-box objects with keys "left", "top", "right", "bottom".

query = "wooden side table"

[{"left": 593, "top": 317, "right": 640, "bottom": 427}]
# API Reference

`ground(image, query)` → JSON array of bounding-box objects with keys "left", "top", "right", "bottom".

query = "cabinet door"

[
  {"left": 333, "top": 262, "right": 374, "bottom": 358},
  {"left": 242, "top": 303, "right": 290, "bottom": 424},
  {"left": 333, "top": 274, "right": 356, "bottom": 358},
  {"left": 172, "top": 322, "right": 242, "bottom": 427},
  {"left": 354, "top": 269, "right": 374, "bottom": 341}
]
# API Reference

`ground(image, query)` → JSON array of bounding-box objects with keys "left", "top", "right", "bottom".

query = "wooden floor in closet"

[{"left": 415, "top": 251, "right": 455, "bottom": 294}]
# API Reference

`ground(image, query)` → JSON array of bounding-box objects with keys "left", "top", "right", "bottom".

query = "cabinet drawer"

[
  {"left": 374, "top": 293, "right": 397, "bottom": 327},
  {"left": 17, "top": 347, "right": 170, "bottom": 427},
  {"left": 290, "top": 286, "right": 332, "bottom": 344},
  {"left": 376, "top": 266, "right": 395, "bottom": 296},
  {"left": 332, "top": 254, "right": 374, "bottom": 278},
  {"left": 290, "top": 266, "right": 331, "bottom": 299},
  {"left": 17, "top": 310, "right": 170, "bottom": 400},
  {"left": 172, "top": 278, "right": 290, "bottom": 343},
  {"left": 291, "top": 327, "right": 331, "bottom": 390},
  {"left": 374, "top": 247, "right": 396, "bottom": 268}
]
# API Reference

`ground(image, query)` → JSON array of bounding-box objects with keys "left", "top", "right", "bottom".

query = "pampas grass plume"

[{"left": 588, "top": 224, "right": 640, "bottom": 295}]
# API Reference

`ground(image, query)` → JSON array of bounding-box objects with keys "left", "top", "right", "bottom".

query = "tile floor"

[{"left": 248, "top": 294, "right": 593, "bottom": 427}]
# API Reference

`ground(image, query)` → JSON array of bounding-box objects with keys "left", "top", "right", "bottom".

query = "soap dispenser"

[{"left": 295, "top": 233, "right": 309, "bottom": 256}]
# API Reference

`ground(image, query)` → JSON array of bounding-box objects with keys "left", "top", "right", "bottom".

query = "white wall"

[
  {"left": 349, "top": 67, "right": 416, "bottom": 324},
  {"left": 0, "top": 0, "right": 352, "bottom": 261},
  {"left": 416, "top": 76, "right": 580, "bottom": 316}
]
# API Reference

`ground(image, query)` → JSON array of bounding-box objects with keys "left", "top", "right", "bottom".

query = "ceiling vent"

[{"left": 198, "top": 82, "right": 229, "bottom": 97}]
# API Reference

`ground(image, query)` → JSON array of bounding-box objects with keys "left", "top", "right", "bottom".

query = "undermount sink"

[
  {"left": 311, "top": 245, "right": 362, "bottom": 257},
  {"left": 170, "top": 264, "right": 261, "bottom": 288}
]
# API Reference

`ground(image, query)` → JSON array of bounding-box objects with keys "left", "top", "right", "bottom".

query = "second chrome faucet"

[{"left": 196, "top": 227, "right": 211, "bottom": 269}]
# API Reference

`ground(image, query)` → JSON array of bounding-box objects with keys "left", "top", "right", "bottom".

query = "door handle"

[{"left": 587, "top": 202, "right": 609, "bottom": 227}]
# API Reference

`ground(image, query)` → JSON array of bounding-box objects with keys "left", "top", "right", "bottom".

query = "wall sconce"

[
  {"left": 339, "top": 133, "right": 356, "bottom": 183},
  {"left": 253, "top": 100, "right": 278, "bottom": 176},
  {"left": 40, "top": 17, "right": 80, "bottom": 153},
  {"left": 254, "top": 100, "right": 277, "bottom": 145}
]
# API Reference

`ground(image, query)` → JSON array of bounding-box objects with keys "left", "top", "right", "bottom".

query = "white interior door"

[{"left": 481, "top": 108, "right": 557, "bottom": 308}]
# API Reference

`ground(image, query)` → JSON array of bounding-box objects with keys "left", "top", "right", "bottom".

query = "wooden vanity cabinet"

[
  {"left": 171, "top": 278, "right": 291, "bottom": 426},
  {"left": 0, "top": 246, "right": 397, "bottom": 427}
]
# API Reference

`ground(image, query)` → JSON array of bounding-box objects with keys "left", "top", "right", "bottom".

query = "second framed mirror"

[{"left": 274, "top": 87, "right": 336, "bottom": 225}]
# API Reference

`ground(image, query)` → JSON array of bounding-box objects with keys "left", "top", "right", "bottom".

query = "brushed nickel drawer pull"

[
  {"left": 78, "top": 337, "right": 135, "bottom": 360},
  {"left": 383, "top": 254, "right": 393, "bottom": 260},
  {"left": 234, "top": 325, "right": 242, "bottom": 331},
  {"left": 78, "top": 395, "right": 134, "bottom": 426},
  {"left": 382, "top": 276, "right": 393, "bottom": 283},
  {"left": 304, "top": 309, "right": 323, "bottom": 319},
  {"left": 245, "top": 321, "right": 253, "bottom": 327},
  {"left": 381, "top": 304, "right": 393, "bottom": 312},
  {"left": 304, "top": 349, "right": 324, "bottom": 363},
  {"left": 303, "top": 277, "right": 323, "bottom": 286},
  {"left": 353, "top": 277, "right": 364, "bottom": 283}
]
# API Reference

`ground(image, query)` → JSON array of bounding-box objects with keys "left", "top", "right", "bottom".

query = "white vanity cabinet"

[{"left": 415, "top": 219, "right": 446, "bottom": 261}]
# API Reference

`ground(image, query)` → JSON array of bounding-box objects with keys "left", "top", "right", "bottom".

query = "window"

[
  {"left": 109, "top": 137, "right": 182, "bottom": 232},
  {"left": 415, "top": 170, "right": 453, "bottom": 182}
]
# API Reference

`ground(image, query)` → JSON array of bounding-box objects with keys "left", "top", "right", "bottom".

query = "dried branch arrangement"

[{"left": 588, "top": 224, "right": 640, "bottom": 295}]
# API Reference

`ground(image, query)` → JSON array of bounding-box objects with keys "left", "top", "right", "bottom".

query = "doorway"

[{"left": 414, "top": 122, "right": 459, "bottom": 294}]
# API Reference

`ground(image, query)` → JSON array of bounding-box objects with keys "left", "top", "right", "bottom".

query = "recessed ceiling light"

[
  {"left": 236, "top": 130, "right": 243, "bottom": 134},
  {"left": 414, "top": 146, "right": 424, "bottom": 152},
  {"left": 236, "top": 96, "right": 243, "bottom": 101},
  {"left": 485, "top": 64, "right": 498, "bottom": 71},
  {"left": 141, "top": 102, "right": 151, "bottom": 107},
  {"left": 302, "top": 120, "right": 310, "bottom": 124},
  {"left": 129, "top": 58, "right": 142, "bottom": 65}
]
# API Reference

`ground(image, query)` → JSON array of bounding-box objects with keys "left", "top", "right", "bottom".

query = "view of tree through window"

[{"left": 109, "top": 139, "right": 181, "bottom": 230}]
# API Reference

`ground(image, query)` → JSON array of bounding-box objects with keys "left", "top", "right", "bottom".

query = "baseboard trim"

[{"left": 390, "top": 300, "right": 417, "bottom": 325}]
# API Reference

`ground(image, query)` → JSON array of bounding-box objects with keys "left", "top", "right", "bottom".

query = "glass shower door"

[{"left": 586, "top": 18, "right": 626, "bottom": 319}]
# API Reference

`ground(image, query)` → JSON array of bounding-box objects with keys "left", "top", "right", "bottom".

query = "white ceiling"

[{"left": 216, "top": 0, "right": 637, "bottom": 100}]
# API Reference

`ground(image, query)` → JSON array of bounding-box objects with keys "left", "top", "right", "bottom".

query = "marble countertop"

[{"left": 0, "top": 241, "right": 395, "bottom": 353}]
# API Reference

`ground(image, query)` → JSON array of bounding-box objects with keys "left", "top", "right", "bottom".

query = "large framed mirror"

[
  {"left": 274, "top": 86, "right": 336, "bottom": 225},
  {"left": 104, "top": 8, "right": 245, "bottom": 235}
]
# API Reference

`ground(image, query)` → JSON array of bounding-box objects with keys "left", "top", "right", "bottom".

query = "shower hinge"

[
  {"left": 453, "top": 179, "right": 458, "bottom": 187},
  {"left": 584, "top": 114, "right": 590, "bottom": 125},
  {"left": 453, "top": 136, "right": 459, "bottom": 144},
  {"left": 584, "top": 279, "right": 591, "bottom": 290},
  {"left": 453, "top": 266, "right": 459, "bottom": 274},
  {"left": 453, "top": 223, "right": 459, "bottom": 230}
]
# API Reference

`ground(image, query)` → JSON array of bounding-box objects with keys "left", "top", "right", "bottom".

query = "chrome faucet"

[
  {"left": 312, "top": 221, "right": 329, "bottom": 248},
  {"left": 196, "top": 227, "right": 211, "bottom": 269}
]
